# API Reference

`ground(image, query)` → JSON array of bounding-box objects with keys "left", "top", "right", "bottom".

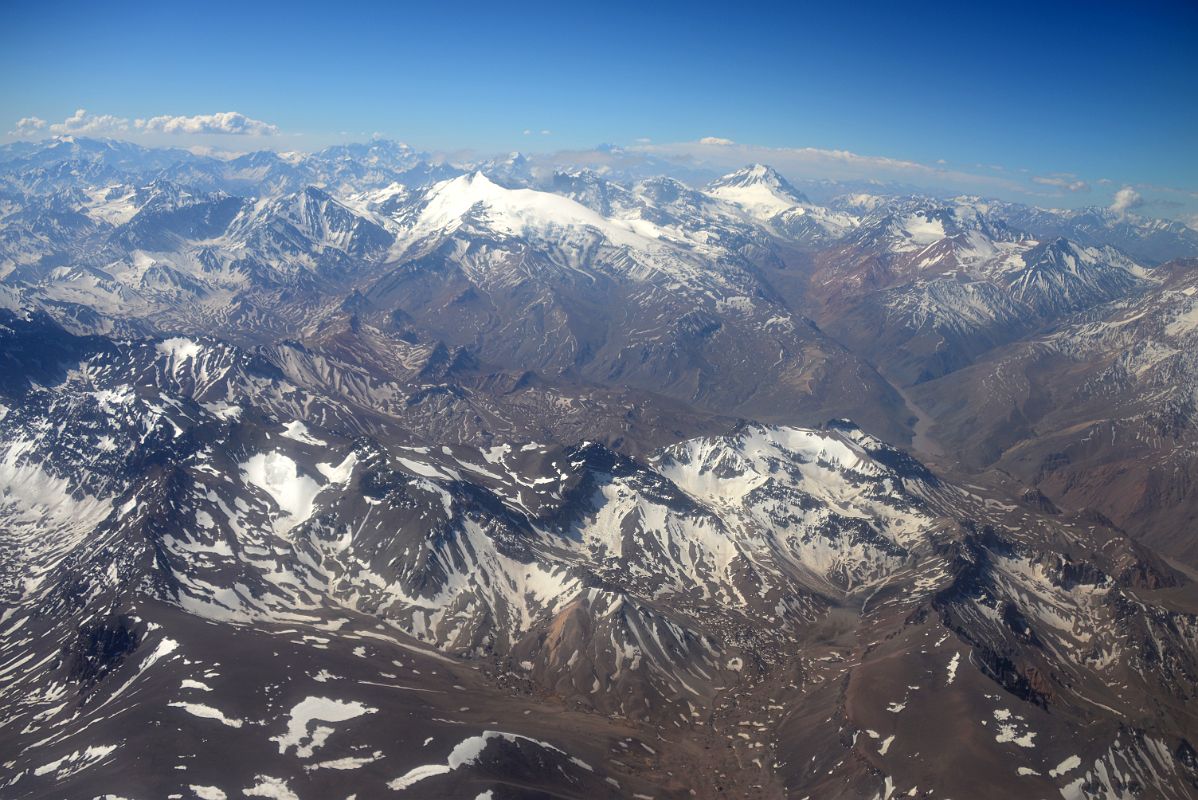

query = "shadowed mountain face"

[{"left": 3, "top": 138, "right": 1198, "bottom": 799}]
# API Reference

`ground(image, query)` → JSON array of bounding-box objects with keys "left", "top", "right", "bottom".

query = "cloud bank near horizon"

[
  {"left": 5, "top": 114, "right": 1195, "bottom": 224},
  {"left": 8, "top": 109, "right": 278, "bottom": 138}
]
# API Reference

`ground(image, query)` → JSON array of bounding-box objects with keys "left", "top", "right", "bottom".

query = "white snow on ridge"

[
  {"left": 142, "top": 637, "right": 180, "bottom": 671},
  {"left": 239, "top": 451, "right": 322, "bottom": 533},
  {"left": 1165, "top": 301, "right": 1198, "bottom": 337},
  {"left": 410, "top": 172, "right": 653, "bottom": 248},
  {"left": 317, "top": 452, "right": 358, "bottom": 484},
  {"left": 396, "top": 456, "right": 454, "bottom": 481},
  {"left": 705, "top": 166, "right": 858, "bottom": 238},
  {"left": 387, "top": 730, "right": 589, "bottom": 791},
  {"left": 0, "top": 439, "right": 114, "bottom": 532},
  {"left": 660, "top": 425, "right": 886, "bottom": 506},
  {"left": 201, "top": 400, "right": 242, "bottom": 421},
  {"left": 0, "top": 439, "right": 115, "bottom": 599},
  {"left": 901, "top": 213, "right": 946, "bottom": 246},
  {"left": 393, "top": 172, "right": 742, "bottom": 291},
  {"left": 156, "top": 336, "right": 203, "bottom": 362},
  {"left": 33, "top": 744, "right": 117, "bottom": 779},
  {"left": 643, "top": 423, "right": 936, "bottom": 591},
  {"left": 708, "top": 180, "right": 801, "bottom": 218},
  {"left": 83, "top": 185, "right": 139, "bottom": 226},
  {"left": 280, "top": 421, "right": 327, "bottom": 446},
  {"left": 388, "top": 763, "right": 451, "bottom": 790}
]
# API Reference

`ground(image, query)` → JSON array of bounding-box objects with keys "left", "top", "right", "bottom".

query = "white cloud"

[
  {"left": 1110, "top": 186, "right": 1143, "bottom": 216},
  {"left": 540, "top": 129, "right": 552, "bottom": 136},
  {"left": 10, "top": 108, "right": 282, "bottom": 140},
  {"left": 643, "top": 138, "right": 942, "bottom": 175},
  {"left": 49, "top": 108, "right": 131, "bottom": 135},
  {"left": 23, "top": 108, "right": 278, "bottom": 139},
  {"left": 184, "top": 145, "right": 245, "bottom": 160},
  {"left": 1031, "top": 174, "right": 1090, "bottom": 192},
  {"left": 9, "top": 116, "right": 46, "bottom": 136},
  {"left": 136, "top": 111, "right": 277, "bottom": 136},
  {"left": 632, "top": 138, "right": 1024, "bottom": 194}
]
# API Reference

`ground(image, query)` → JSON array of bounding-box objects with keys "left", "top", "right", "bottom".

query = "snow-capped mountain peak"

[
  {"left": 707, "top": 163, "right": 810, "bottom": 217},
  {"left": 399, "top": 170, "right": 661, "bottom": 251}
]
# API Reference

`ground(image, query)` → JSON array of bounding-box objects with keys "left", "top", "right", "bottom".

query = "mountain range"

[{"left": 3, "top": 136, "right": 1198, "bottom": 800}]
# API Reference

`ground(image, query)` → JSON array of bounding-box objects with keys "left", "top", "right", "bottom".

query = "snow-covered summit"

[
  {"left": 403, "top": 171, "right": 652, "bottom": 248},
  {"left": 707, "top": 163, "right": 810, "bottom": 217}
]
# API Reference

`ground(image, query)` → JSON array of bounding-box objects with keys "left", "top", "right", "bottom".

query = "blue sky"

[{"left": 3, "top": 0, "right": 1196, "bottom": 219}]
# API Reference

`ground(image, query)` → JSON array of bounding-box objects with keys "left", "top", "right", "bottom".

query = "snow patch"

[
  {"left": 169, "top": 701, "right": 244, "bottom": 728},
  {"left": 33, "top": 745, "right": 116, "bottom": 778},
  {"left": 317, "top": 452, "right": 358, "bottom": 485},
  {"left": 946, "top": 651, "right": 960, "bottom": 684},
  {"left": 156, "top": 337, "right": 203, "bottom": 361},
  {"left": 241, "top": 776, "right": 299, "bottom": 800},
  {"left": 387, "top": 730, "right": 589, "bottom": 791},
  {"left": 1049, "top": 754, "right": 1081, "bottom": 778},
  {"left": 190, "top": 786, "right": 227, "bottom": 800},
  {"left": 240, "top": 451, "right": 323, "bottom": 533},
  {"left": 271, "top": 696, "right": 377, "bottom": 758},
  {"left": 201, "top": 401, "right": 242, "bottom": 421},
  {"left": 280, "top": 421, "right": 327, "bottom": 446}
]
